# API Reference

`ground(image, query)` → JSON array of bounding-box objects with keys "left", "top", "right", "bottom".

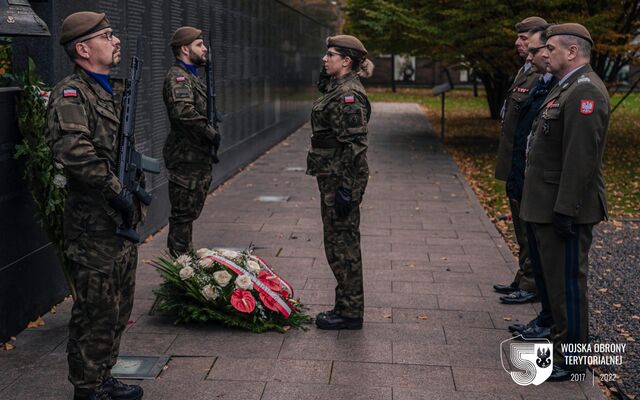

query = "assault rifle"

[
  {"left": 115, "top": 36, "right": 161, "bottom": 243},
  {"left": 205, "top": 32, "right": 222, "bottom": 163}
]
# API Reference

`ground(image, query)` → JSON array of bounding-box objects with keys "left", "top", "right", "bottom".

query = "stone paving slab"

[{"left": 0, "top": 103, "right": 606, "bottom": 399}]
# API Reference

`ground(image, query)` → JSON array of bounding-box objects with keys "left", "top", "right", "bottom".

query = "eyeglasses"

[
  {"left": 82, "top": 30, "right": 114, "bottom": 42},
  {"left": 325, "top": 50, "right": 343, "bottom": 58},
  {"left": 528, "top": 44, "right": 546, "bottom": 55}
]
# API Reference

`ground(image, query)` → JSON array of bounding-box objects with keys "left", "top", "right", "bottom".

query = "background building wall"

[{"left": 1, "top": 0, "right": 329, "bottom": 341}]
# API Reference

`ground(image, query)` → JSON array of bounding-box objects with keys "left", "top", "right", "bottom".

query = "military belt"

[{"left": 311, "top": 137, "right": 339, "bottom": 148}]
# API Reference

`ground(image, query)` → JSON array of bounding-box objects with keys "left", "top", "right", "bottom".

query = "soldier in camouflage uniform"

[
  {"left": 308, "top": 35, "right": 373, "bottom": 330},
  {"left": 46, "top": 12, "right": 144, "bottom": 400},
  {"left": 163, "top": 26, "right": 221, "bottom": 256}
]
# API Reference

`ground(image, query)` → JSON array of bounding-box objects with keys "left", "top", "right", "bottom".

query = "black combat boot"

[
  {"left": 101, "top": 377, "right": 144, "bottom": 400},
  {"left": 73, "top": 386, "right": 112, "bottom": 400},
  {"left": 315, "top": 310, "right": 363, "bottom": 330}
]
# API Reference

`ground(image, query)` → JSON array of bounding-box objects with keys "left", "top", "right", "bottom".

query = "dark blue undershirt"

[
  {"left": 85, "top": 70, "right": 113, "bottom": 95},
  {"left": 178, "top": 60, "right": 198, "bottom": 77}
]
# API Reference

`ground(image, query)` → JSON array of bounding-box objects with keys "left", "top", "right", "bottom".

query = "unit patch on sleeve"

[
  {"left": 63, "top": 88, "right": 78, "bottom": 97},
  {"left": 580, "top": 100, "right": 594, "bottom": 115},
  {"left": 344, "top": 95, "right": 355, "bottom": 103},
  {"left": 176, "top": 76, "right": 186, "bottom": 82}
]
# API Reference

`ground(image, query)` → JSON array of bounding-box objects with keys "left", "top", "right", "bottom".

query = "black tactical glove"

[
  {"left": 552, "top": 212, "right": 575, "bottom": 240},
  {"left": 109, "top": 188, "right": 135, "bottom": 228},
  {"left": 334, "top": 187, "right": 353, "bottom": 219}
]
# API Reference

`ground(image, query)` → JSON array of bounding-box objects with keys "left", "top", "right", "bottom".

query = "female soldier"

[{"left": 307, "top": 35, "right": 373, "bottom": 330}]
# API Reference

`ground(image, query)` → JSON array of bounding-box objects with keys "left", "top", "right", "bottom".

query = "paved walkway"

[{"left": 0, "top": 103, "right": 605, "bottom": 399}]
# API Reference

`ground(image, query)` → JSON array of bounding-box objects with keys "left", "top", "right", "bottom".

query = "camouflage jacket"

[
  {"left": 46, "top": 67, "right": 144, "bottom": 241},
  {"left": 307, "top": 71, "right": 371, "bottom": 201},
  {"left": 163, "top": 61, "right": 219, "bottom": 179}
]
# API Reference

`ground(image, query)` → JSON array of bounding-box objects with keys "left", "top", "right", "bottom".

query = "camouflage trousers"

[
  {"left": 317, "top": 176, "right": 366, "bottom": 319},
  {"left": 66, "top": 232, "right": 138, "bottom": 392},
  {"left": 167, "top": 170, "right": 212, "bottom": 255}
]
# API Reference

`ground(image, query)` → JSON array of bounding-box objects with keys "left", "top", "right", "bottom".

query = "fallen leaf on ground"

[
  {"left": 1, "top": 343, "right": 15, "bottom": 351},
  {"left": 503, "top": 317, "right": 512, "bottom": 321},
  {"left": 383, "top": 314, "right": 392, "bottom": 319},
  {"left": 416, "top": 315, "right": 428, "bottom": 320},
  {"left": 613, "top": 303, "right": 622, "bottom": 309},
  {"left": 598, "top": 288, "right": 608, "bottom": 293},
  {"left": 27, "top": 317, "right": 45, "bottom": 328}
]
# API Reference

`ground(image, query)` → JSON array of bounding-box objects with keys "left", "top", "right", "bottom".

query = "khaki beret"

[
  {"left": 170, "top": 26, "right": 202, "bottom": 47},
  {"left": 546, "top": 23, "right": 593, "bottom": 45},
  {"left": 326, "top": 35, "right": 367, "bottom": 55},
  {"left": 515, "top": 16, "right": 548, "bottom": 33},
  {"left": 60, "top": 11, "right": 110, "bottom": 45}
]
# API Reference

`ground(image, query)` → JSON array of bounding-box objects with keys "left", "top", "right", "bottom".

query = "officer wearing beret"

[
  {"left": 46, "top": 11, "right": 144, "bottom": 400},
  {"left": 493, "top": 16, "right": 548, "bottom": 305},
  {"left": 308, "top": 35, "right": 372, "bottom": 330},
  {"left": 163, "top": 26, "right": 221, "bottom": 256},
  {"left": 521, "top": 23, "right": 609, "bottom": 381}
]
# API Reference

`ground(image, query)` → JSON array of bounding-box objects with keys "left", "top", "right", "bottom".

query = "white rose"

[
  {"left": 198, "top": 257, "right": 215, "bottom": 269},
  {"left": 175, "top": 254, "right": 192, "bottom": 268},
  {"left": 195, "top": 248, "right": 211, "bottom": 258},
  {"left": 218, "top": 249, "right": 240, "bottom": 259},
  {"left": 179, "top": 266, "right": 194, "bottom": 280},
  {"left": 201, "top": 285, "right": 218, "bottom": 301},
  {"left": 52, "top": 174, "right": 67, "bottom": 188},
  {"left": 235, "top": 274, "right": 253, "bottom": 290},
  {"left": 213, "top": 270, "right": 232, "bottom": 287},
  {"left": 246, "top": 260, "right": 261, "bottom": 273}
]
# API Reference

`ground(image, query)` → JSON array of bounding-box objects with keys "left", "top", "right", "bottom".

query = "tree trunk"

[{"left": 477, "top": 72, "right": 512, "bottom": 120}]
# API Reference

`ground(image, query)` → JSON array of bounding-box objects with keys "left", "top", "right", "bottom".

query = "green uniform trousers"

[
  {"left": 318, "top": 177, "right": 365, "bottom": 319},
  {"left": 509, "top": 197, "right": 537, "bottom": 293},
  {"left": 67, "top": 237, "right": 137, "bottom": 392},
  {"left": 529, "top": 223, "right": 593, "bottom": 369},
  {"left": 167, "top": 172, "right": 212, "bottom": 255}
]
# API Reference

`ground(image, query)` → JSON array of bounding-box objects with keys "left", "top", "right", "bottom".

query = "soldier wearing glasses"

[
  {"left": 47, "top": 11, "right": 144, "bottom": 400},
  {"left": 493, "top": 17, "right": 547, "bottom": 305}
]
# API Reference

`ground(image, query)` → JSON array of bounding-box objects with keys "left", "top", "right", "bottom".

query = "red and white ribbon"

[
  {"left": 252, "top": 255, "right": 294, "bottom": 297},
  {"left": 209, "top": 255, "right": 292, "bottom": 318}
]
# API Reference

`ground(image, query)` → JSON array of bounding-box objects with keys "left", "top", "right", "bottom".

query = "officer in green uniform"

[
  {"left": 47, "top": 11, "right": 144, "bottom": 400},
  {"left": 493, "top": 16, "right": 548, "bottom": 304},
  {"left": 521, "top": 23, "right": 609, "bottom": 381},
  {"left": 163, "top": 26, "right": 221, "bottom": 256},
  {"left": 308, "top": 35, "right": 372, "bottom": 330}
]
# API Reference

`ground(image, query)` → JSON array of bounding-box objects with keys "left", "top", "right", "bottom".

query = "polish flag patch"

[
  {"left": 176, "top": 76, "right": 186, "bottom": 82},
  {"left": 344, "top": 95, "right": 355, "bottom": 103},
  {"left": 580, "top": 100, "right": 594, "bottom": 115},
  {"left": 63, "top": 88, "right": 77, "bottom": 97}
]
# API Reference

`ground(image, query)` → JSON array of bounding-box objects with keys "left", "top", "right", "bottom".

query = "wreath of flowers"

[{"left": 151, "top": 247, "right": 311, "bottom": 333}]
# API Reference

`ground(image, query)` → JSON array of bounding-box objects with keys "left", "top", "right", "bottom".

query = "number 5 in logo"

[{"left": 500, "top": 336, "right": 553, "bottom": 386}]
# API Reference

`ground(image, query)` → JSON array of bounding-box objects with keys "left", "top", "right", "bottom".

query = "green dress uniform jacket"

[
  {"left": 495, "top": 66, "right": 540, "bottom": 181},
  {"left": 520, "top": 64, "right": 609, "bottom": 224}
]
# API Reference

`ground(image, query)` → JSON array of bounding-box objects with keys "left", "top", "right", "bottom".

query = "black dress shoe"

[
  {"left": 547, "top": 365, "right": 572, "bottom": 381},
  {"left": 500, "top": 289, "right": 538, "bottom": 304},
  {"left": 493, "top": 283, "right": 518, "bottom": 294},
  {"left": 315, "top": 311, "right": 363, "bottom": 330},
  {"left": 514, "top": 324, "right": 551, "bottom": 339},
  {"left": 102, "top": 377, "right": 143, "bottom": 400},
  {"left": 508, "top": 316, "right": 539, "bottom": 333}
]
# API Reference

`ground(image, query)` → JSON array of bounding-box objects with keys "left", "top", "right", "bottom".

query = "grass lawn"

[{"left": 368, "top": 87, "right": 640, "bottom": 247}]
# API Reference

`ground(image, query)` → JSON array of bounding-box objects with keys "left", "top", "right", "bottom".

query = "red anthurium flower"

[
  {"left": 258, "top": 271, "right": 282, "bottom": 292},
  {"left": 259, "top": 291, "right": 281, "bottom": 313},
  {"left": 230, "top": 289, "right": 256, "bottom": 313}
]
